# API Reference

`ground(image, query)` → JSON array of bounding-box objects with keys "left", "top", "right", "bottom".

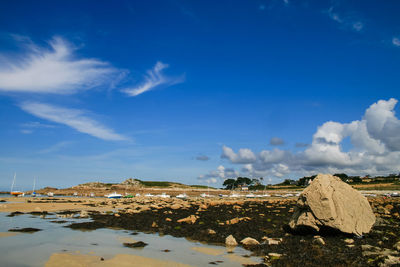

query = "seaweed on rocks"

[
  {"left": 9, "top": 227, "right": 42, "bottom": 233},
  {"left": 123, "top": 241, "right": 148, "bottom": 248},
  {"left": 63, "top": 198, "right": 400, "bottom": 266},
  {"left": 7, "top": 211, "right": 24, "bottom": 217}
]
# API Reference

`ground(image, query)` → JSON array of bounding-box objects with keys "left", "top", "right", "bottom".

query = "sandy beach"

[{"left": 1, "top": 193, "right": 399, "bottom": 266}]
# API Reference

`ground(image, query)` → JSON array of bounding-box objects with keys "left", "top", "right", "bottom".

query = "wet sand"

[
  {"left": 45, "top": 252, "right": 191, "bottom": 267},
  {"left": 0, "top": 232, "right": 19, "bottom": 238}
]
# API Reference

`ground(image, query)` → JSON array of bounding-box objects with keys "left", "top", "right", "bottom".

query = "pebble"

[{"left": 225, "top": 235, "right": 238, "bottom": 247}]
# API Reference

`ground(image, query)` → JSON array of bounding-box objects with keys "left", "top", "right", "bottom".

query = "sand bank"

[{"left": 45, "top": 252, "right": 191, "bottom": 267}]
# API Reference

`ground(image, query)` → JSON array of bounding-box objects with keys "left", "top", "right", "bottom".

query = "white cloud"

[
  {"left": 221, "top": 145, "right": 257, "bottom": 164},
  {"left": 121, "top": 61, "right": 184, "bottom": 97},
  {"left": 0, "top": 36, "right": 115, "bottom": 94},
  {"left": 201, "top": 98, "right": 400, "bottom": 180},
  {"left": 198, "top": 165, "right": 239, "bottom": 180},
  {"left": 20, "top": 102, "right": 128, "bottom": 141},
  {"left": 393, "top": 37, "right": 400, "bottom": 47},
  {"left": 364, "top": 98, "right": 400, "bottom": 151}
]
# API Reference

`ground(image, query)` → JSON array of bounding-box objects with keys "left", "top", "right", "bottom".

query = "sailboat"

[
  {"left": 31, "top": 178, "right": 37, "bottom": 197},
  {"left": 10, "top": 173, "right": 24, "bottom": 197},
  {"left": 106, "top": 192, "right": 122, "bottom": 199}
]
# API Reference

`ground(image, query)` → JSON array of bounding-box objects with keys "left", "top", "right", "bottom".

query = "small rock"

[
  {"left": 207, "top": 229, "right": 216, "bottom": 235},
  {"left": 114, "top": 213, "right": 120, "bottom": 217},
  {"left": 170, "top": 204, "right": 182, "bottom": 210},
  {"left": 385, "top": 204, "right": 394, "bottom": 211},
  {"left": 177, "top": 215, "right": 198, "bottom": 224},
  {"left": 240, "top": 237, "right": 260, "bottom": 246},
  {"left": 313, "top": 236, "right": 325, "bottom": 245},
  {"left": 267, "top": 238, "right": 282, "bottom": 245},
  {"left": 380, "top": 255, "right": 400, "bottom": 267},
  {"left": 226, "top": 218, "right": 239, "bottom": 225},
  {"left": 79, "top": 211, "right": 89, "bottom": 218},
  {"left": 268, "top": 253, "right": 282, "bottom": 260},
  {"left": 344, "top": 238, "right": 354, "bottom": 244},
  {"left": 123, "top": 241, "right": 148, "bottom": 248},
  {"left": 151, "top": 221, "right": 158, "bottom": 228},
  {"left": 225, "top": 235, "right": 238, "bottom": 246},
  {"left": 165, "top": 218, "right": 172, "bottom": 222},
  {"left": 394, "top": 241, "right": 400, "bottom": 251}
]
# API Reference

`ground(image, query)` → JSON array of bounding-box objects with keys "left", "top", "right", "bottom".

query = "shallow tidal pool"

[{"left": 0, "top": 212, "right": 262, "bottom": 266}]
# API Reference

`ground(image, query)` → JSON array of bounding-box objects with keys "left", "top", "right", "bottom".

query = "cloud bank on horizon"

[{"left": 200, "top": 98, "right": 400, "bottom": 181}]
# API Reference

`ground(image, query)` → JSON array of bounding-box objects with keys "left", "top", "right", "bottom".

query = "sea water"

[{"left": 0, "top": 213, "right": 262, "bottom": 266}]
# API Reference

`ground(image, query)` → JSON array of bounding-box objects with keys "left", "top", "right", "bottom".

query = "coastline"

[{"left": 1, "top": 194, "right": 399, "bottom": 266}]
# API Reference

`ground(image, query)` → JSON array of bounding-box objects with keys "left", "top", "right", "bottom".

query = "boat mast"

[
  {"left": 11, "top": 173, "right": 16, "bottom": 192},
  {"left": 33, "top": 178, "right": 36, "bottom": 192}
]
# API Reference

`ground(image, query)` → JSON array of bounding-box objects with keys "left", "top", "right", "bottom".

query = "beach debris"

[
  {"left": 123, "top": 241, "right": 148, "bottom": 248},
  {"left": 225, "top": 235, "right": 238, "bottom": 246},
  {"left": 240, "top": 237, "right": 260, "bottom": 246},
  {"left": 289, "top": 173, "right": 376, "bottom": 236}
]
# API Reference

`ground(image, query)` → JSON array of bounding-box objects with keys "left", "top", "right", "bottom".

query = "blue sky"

[{"left": 1, "top": 0, "right": 400, "bottom": 190}]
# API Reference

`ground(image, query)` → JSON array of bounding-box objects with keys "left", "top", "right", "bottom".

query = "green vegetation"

[
  {"left": 189, "top": 184, "right": 215, "bottom": 189},
  {"left": 137, "top": 180, "right": 172, "bottom": 187},
  {"left": 223, "top": 177, "right": 261, "bottom": 190}
]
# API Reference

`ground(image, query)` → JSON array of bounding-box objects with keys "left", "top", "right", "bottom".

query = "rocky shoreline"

[{"left": 1, "top": 195, "right": 399, "bottom": 266}]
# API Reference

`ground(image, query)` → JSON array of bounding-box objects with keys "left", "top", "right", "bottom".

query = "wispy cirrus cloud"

[
  {"left": 327, "top": 7, "right": 364, "bottom": 32},
  {"left": 393, "top": 37, "right": 400, "bottom": 47},
  {"left": 38, "top": 141, "right": 73, "bottom": 154},
  {"left": 20, "top": 102, "right": 129, "bottom": 141},
  {"left": 0, "top": 36, "right": 116, "bottom": 94},
  {"left": 121, "top": 61, "right": 184, "bottom": 97},
  {"left": 20, "top": 121, "right": 56, "bottom": 134}
]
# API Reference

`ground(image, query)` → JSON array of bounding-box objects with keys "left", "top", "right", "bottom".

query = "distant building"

[
  {"left": 240, "top": 185, "right": 249, "bottom": 191},
  {"left": 361, "top": 176, "right": 372, "bottom": 183}
]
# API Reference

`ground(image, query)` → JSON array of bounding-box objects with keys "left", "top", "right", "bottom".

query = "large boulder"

[{"left": 289, "top": 174, "right": 375, "bottom": 236}]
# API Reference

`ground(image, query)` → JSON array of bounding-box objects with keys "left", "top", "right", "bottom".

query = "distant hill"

[{"left": 70, "top": 178, "right": 214, "bottom": 190}]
